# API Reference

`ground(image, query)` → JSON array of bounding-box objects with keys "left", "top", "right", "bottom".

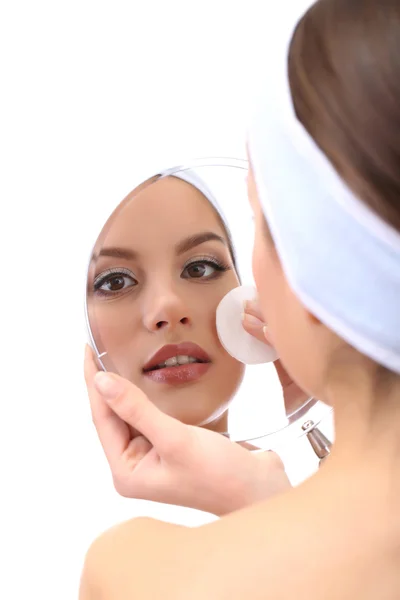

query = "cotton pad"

[{"left": 216, "top": 285, "right": 278, "bottom": 365}]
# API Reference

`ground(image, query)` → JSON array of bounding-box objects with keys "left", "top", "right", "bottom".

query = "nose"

[{"left": 142, "top": 289, "right": 192, "bottom": 332}]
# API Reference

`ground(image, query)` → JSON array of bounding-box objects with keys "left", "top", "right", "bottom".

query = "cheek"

[
  {"left": 205, "top": 270, "right": 240, "bottom": 313},
  {"left": 252, "top": 229, "right": 279, "bottom": 320},
  {"left": 96, "top": 301, "right": 136, "bottom": 340},
  {"left": 251, "top": 230, "right": 294, "bottom": 355},
  {"left": 90, "top": 301, "right": 144, "bottom": 379}
]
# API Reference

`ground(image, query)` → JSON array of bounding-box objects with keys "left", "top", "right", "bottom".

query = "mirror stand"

[{"left": 302, "top": 420, "right": 332, "bottom": 465}]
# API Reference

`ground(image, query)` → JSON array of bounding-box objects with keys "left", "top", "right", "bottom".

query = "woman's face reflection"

[{"left": 87, "top": 177, "right": 244, "bottom": 429}]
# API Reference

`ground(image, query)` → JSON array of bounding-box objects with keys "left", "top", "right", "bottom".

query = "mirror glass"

[{"left": 85, "top": 159, "right": 331, "bottom": 447}]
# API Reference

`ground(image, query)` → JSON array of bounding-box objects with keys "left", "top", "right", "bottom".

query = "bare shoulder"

[
  {"left": 79, "top": 474, "right": 389, "bottom": 600},
  {"left": 79, "top": 517, "right": 194, "bottom": 600},
  {"left": 79, "top": 489, "right": 311, "bottom": 600},
  {"left": 79, "top": 489, "right": 306, "bottom": 600}
]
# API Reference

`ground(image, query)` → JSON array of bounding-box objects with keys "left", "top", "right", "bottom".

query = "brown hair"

[
  {"left": 284, "top": 0, "right": 400, "bottom": 379},
  {"left": 287, "top": 0, "right": 400, "bottom": 232}
]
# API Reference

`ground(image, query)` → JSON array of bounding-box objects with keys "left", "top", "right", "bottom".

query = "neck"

[
  {"left": 323, "top": 358, "right": 400, "bottom": 508},
  {"left": 306, "top": 364, "right": 400, "bottom": 575}
]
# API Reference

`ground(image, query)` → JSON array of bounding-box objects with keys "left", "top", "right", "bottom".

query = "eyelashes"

[
  {"left": 92, "top": 255, "right": 232, "bottom": 298},
  {"left": 93, "top": 267, "right": 137, "bottom": 297},
  {"left": 181, "top": 256, "right": 231, "bottom": 280}
]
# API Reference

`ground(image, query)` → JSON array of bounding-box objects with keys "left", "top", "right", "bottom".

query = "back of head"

[
  {"left": 289, "top": 0, "right": 400, "bottom": 232},
  {"left": 288, "top": 0, "right": 400, "bottom": 385},
  {"left": 248, "top": 0, "right": 400, "bottom": 396}
]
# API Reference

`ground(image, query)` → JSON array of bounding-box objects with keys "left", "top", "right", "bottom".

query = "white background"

[{"left": 1, "top": 1, "right": 333, "bottom": 598}]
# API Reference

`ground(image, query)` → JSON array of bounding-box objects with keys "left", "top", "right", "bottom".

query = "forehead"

[{"left": 103, "top": 176, "right": 227, "bottom": 249}]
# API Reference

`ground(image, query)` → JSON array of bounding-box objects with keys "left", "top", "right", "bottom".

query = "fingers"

[
  {"left": 120, "top": 436, "right": 153, "bottom": 477},
  {"left": 92, "top": 368, "right": 186, "bottom": 455},
  {"left": 242, "top": 312, "right": 267, "bottom": 343},
  {"left": 243, "top": 299, "right": 264, "bottom": 321},
  {"left": 84, "top": 345, "right": 131, "bottom": 469},
  {"left": 242, "top": 300, "right": 273, "bottom": 345}
]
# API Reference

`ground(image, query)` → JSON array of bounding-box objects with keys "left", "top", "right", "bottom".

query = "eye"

[
  {"left": 181, "top": 258, "right": 230, "bottom": 280},
  {"left": 184, "top": 262, "right": 216, "bottom": 279},
  {"left": 93, "top": 268, "right": 137, "bottom": 296}
]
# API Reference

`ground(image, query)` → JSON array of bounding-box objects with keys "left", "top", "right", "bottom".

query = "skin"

[
  {"left": 87, "top": 176, "right": 245, "bottom": 431},
  {"left": 242, "top": 299, "right": 309, "bottom": 413},
  {"left": 80, "top": 162, "right": 400, "bottom": 599},
  {"left": 83, "top": 344, "right": 291, "bottom": 513}
]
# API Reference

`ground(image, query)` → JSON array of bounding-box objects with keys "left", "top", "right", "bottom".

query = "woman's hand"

[
  {"left": 84, "top": 346, "right": 291, "bottom": 517},
  {"left": 242, "top": 300, "right": 309, "bottom": 413}
]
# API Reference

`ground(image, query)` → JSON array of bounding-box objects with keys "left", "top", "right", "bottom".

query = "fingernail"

[
  {"left": 242, "top": 312, "right": 264, "bottom": 327},
  {"left": 263, "top": 325, "right": 271, "bottom": 342},
  {"left": 94, "top": 371, "right": 124, "bottom": 400},
  {"left": 243, "top": 299, "right": 257, "bottom": 312}
]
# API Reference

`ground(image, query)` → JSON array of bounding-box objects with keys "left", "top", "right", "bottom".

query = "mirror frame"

[{"left": 84, "top": 157, "right": 332, "bottom": 447}]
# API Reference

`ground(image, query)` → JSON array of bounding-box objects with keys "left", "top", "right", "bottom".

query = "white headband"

[
  {"left": 248, "top": 1, "right": 400, "bottom": 374},
  {"left": 167, "top": 169, "right": 230, "bottom": 228},
  {"left": 162, "top": 168, "right": 238, "bottom": 266}
]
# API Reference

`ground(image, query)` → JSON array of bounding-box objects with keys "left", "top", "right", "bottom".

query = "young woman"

[
  {"left": 81, "top": 0, "right": 400, "bottom": 597},
  {"left": 85, "top": 173, "right": 294, "bottom": 513},
  {"left": 86, "top": 174, "right": 246, "bottom": 431}
]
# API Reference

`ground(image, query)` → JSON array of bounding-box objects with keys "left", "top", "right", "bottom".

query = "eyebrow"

[
  {"left": 175, "top": 231, "right": 226, "bottom": 255},
  {"left": 96, "top": 247, "right": 137, "bottom": 260},
  {"left": 91, "top": 231, "right": 226, "bottom": 263}
]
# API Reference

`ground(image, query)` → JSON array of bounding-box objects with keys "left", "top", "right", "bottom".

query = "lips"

[
  {"left": 143, "top": 342, "right": 211, "bottom": 372},
  {"left": 142, "top": 342, "right": 211, "bottom": 386}
]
